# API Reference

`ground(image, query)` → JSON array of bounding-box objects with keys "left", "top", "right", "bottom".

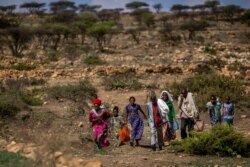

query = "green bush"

[
  {"left": 11, "top": 63, "right": 36, "bottom": 71},
  {"left": 84, "top": 56, "right": 104, "bottom": 65},
  {"left": 47, "top": 79, "right": 97, "bottom": 102},
  {"left": 165, "top": 74, "right": 247, "bottom": 109},
  {"left": 0, "top": 80, "right": 44, "bottom": 118},
  {"left": 103, "top": 72, "right": 143, "bottom": 90},
  {"left": 4, "top": 78, "right": 46, "bottom": 87},
  {"left": 204, "top": 44, "right": 217, "bottom": 55},
  {"left": 47, "top": 50, "right": 60, "bottom": 61},
  {"left": 206, "top": 57, "right": 226, "bottom": 70},
  {"left": 19, "top": 91, "right": 43, "bottom": 106},
  {"left": 0, "top": 151, "right": 34, "bottom": 167},
  {"left": 161, "top": 34, "right": 181, "bottom": 43},
  {"left": 170, "top": 125, "right": 250, "bottom": 157},
  {"left": 241, "top": 10, "right": 250, "bottom": 26},
  {"left": 0, "top": 102, "right": 21, "bottom": 118}
]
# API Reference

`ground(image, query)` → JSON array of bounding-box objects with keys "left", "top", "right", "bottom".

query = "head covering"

[
  {"left": 160, "top": 90, "right": 173, "bottom": 102},
  {"left": 92, "top": 98, "right": 102, "bottom": 105}
]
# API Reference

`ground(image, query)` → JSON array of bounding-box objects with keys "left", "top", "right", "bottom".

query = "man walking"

[{"left": 147, "top": 94, "right": 169, "bottom": 151}]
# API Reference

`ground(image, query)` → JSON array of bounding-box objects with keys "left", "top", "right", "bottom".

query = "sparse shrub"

[
  {"left": 170, "top": 125, "right": 250, "bottom": 157},
  {"left": 47, "top": 79, "right": 96, "bottom": 103},
  {"left": 0, "top": 102, "right": 21, "bottom": 118},
  {"left": 84, "top": 55, "right": 104, "bottom": 65},
  {"left": 19, "top": 91, "right": 43, "bottom": 106},
  {"left": 206, "top": 57, "right": 226, "bottom": 69},
  {"left": 165, "top": 73, "right": 247, "bottom": 109},
  {"left": 3, "top": 78, "right": 45, "bottom": 88},
  {"left": 104, "top": 72, "right": 143, "bottom": 90},
  {"left": 192, "top": 63, "right": 213, "bottom": 74},
  {"left": 11, "top": 63, "right": 36, "bottom": 71},
  {"left": 0, "top": 79, "right": 45, "bottom": 118},
  {"left": 47, "top": 50, "right": 60, "bottom": 61},
  {"left": 241, "top": 10, "right": 250, "bottom": 26},
  {"left": 204, "top": 44, "right": 217, "bottom": 55},
  {"left": 126, "top": 27, "right": 143, "bottom": 44},
  {"left": 0, "top": 151, "right": 34, "bottom": 167},
  {"left": 180, "top": 20, "right": 209, "bottom": 40},
  {"left": 161, "top": 34, "right": 181, "bottom": 43}
]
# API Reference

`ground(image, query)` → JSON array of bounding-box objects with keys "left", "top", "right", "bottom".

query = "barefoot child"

[{"left": 110, "top": 106, "right": 130, "bottom": 146}]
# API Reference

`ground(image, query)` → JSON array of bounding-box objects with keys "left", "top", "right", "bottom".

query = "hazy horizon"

[{"left": 0, "top": 0, "right": 249, "bottom": 12}]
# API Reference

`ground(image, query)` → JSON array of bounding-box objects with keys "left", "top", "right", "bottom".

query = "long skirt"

[
  {"left": 93, "top": 122, "right": 109, "bottom": 148},
  {"left": 129, "top": 115, "right": 144, "bottom": 142}
]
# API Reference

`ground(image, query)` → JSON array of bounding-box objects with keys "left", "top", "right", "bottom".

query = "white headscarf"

[{"left": 160, "top": 90, "right": 173, "bottom": 102}]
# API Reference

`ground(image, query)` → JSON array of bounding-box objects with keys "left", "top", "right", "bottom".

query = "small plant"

[
  {"left": 170, "top": 125, "right": 250, "bottom": 157},
  {"left": 0, "top": 151, "right": 34, "bottom": 167},
  {"left": 161, "top": 34, "right": 181, "bottom": 43},
  {"left": 0, "top": 102, "right": 21, "bottom": 118},
  {"left": 204, "top": 44, "right": 217, "bottom": 55},
  {"left": 19, "top": 91, "right": 43, "bottom": 106},
  {"left": 47, "top": 50, "right": 60, "bottom": 61},
  {"left": 11, "top": 63, "right": 36, "bottom": 71},
  {"left": 103, "top": 72, "right": 143, "bottom": 90},
  {"left": 84, "top": 55, "right": 104, "bottom": 65},
  {"left": 206, "top": 57, "right": 226, "bottom": 69}
]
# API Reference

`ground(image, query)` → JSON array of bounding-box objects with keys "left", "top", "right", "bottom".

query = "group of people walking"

[{"left": 89, "top": 89, "right": 235, "bottom": 151}]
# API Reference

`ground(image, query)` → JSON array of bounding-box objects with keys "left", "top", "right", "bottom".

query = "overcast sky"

[{"left": 0, "top": 0, "right": 249, "bottom": 11}]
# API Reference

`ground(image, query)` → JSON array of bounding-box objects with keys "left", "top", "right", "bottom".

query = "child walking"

[{"left": 109, "top": 106, "right": 130, "bottom": 146}]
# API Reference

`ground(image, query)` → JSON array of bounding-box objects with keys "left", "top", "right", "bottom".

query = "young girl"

[
  {"left": 110, "top": 106, "right": 130, "bottom": 146},
  {"left": 222, "top": 96, "right": 234, "bottom": 126}
]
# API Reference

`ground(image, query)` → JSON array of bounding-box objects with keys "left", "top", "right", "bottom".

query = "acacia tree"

[
  {"left": 0, "top": 5, "right": 16, "bottom": 14},
  {"left": 205, "top": 0, "right": 220, "bottom": 20},
  {"left": 98, "top": 9, "right": 121, "bottom": 22},
  {"left": 75, "top": 12, "right": 99, "bottom": 44},
  {"left": 0, "top": 27, "right": 33, "bottom": 57},
  {"left": 126, "top": 1, "right": 149, "bottom": 10},
  {"left": 241, "top": 10, "right": 250, "bottom": 26},
  {"left": 153, "top": 3, "right": 163, "bottom": 13},
  {"left": 142, "top": 11, "right": 155, "bottom": 29},
  {"left": 49, "top": 0, "right": 76, "bottom": 14},
  {"left": 87, "top": 21, "right": 115, "bottom": 51},
  {"left": 45, "top": 23, "right": 70, "bottom": 51},
  {"left": 20, "top": 2, "right": 46, "bottom": 14},
  {"left": 78, "top": 4, "right": 102, "bottom": 13},
  {"left": 171, "top": 4, "right": 190, "bottom": 14},
  {"left": 180, "top": 20, "right": 209, "bottom": 40},
  {"left": 222, "top": 5, "right": 243, "bottom": 24},
  {"left": 125, "top": 26, "right": 145, "bottom": 44}
]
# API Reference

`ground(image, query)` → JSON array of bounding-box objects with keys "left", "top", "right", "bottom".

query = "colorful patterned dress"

[
  {"left": 206, "top": 101, "right": 222, "bottom": 125},
  {"left": 126, "top": 104, "right": 144, "bottom": 142},
  {"left": 89, "top": 109, "right": 110, "bottom": 148},
  {"left": 222, "top": 103, "right": 234, "bottom": 125}
]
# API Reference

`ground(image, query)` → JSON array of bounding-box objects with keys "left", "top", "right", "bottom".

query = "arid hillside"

[{"left": 0, "top": 1, "right": 250, "bottom": 166}]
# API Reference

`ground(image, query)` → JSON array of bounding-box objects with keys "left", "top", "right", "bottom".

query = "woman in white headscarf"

[{"left": 159, "top": 91, "right": 176, "bottom": 141}]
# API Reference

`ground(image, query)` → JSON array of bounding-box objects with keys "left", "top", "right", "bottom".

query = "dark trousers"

[
  {"left": 156, "top": 126, "right": 164, "bottom": 147},
  {"left": 181, "top": 118, "right": 194, "bottom": 139}
]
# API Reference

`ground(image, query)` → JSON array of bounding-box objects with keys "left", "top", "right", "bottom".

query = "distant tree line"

[{"left": 0, "top": 0, "right": 249, "bottom": 57}]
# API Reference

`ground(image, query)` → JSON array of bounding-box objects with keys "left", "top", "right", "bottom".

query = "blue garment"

[
  {"left": 206, "top": 101, "right": 222, "bottom": 125},
  {"left": 222, "top": 103, "right": 234, "bottom": 125},
  {"left": 126, "top": 104, "right": 144, "bottom": 142}
]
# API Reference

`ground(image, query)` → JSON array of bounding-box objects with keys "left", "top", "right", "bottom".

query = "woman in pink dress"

[{"left": 89, "top": 98, "right": 110, "bottom": 149}]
